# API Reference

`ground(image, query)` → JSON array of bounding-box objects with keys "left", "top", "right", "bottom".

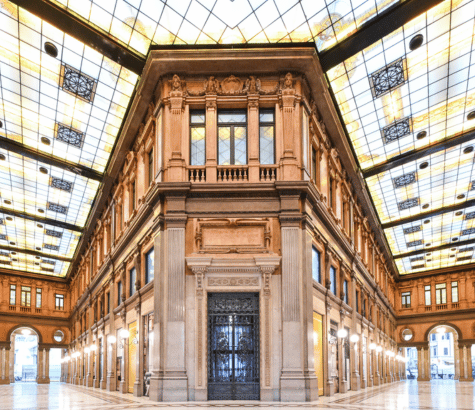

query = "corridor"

[{"left": 0, "top": 380, "right": 473, "bottom": 410}]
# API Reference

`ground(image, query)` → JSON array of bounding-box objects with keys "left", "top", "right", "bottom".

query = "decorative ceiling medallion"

[
  {"left": 50, "top": 177, "right": 73, "bottom": 192},
  {"left": 370, "top": 58, "right": 405, "bottom": 98},
  {"left": 398, "top": 197, "right": 419, "bottom": 211},
  {"left": 55, "top": 123, "right": 85, "bottom": 148},
  {"left": 461, "top": 228, "right": 475, "bottom": 236},
  {"left": 59, "top": 64, "right": 97, "bottom": 103},
  {"left": 0, "top": 250, "right": 9, "bottom": 257},
  {"left": 44, "top": 244, "right": 59, "bottom": 251},
  {"left": 407, "top": 240, "right": 423, "bottom": 247},
  {"left": 45, "top": 229, "right": 63, "bottom": 238},
  {"left": 393, "top": 171, "right": 416, "bottom": 188},
  {"left": 382, "top": 117, "right": 412, "bottom": 144},
  {"left": 47, "top": 202, "right": 68, "bottom": 214},
  {"left": 403, "top": 225, "right": 421, "bottom": 234}
]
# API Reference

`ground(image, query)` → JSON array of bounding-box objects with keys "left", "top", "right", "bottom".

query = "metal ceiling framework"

[{"left": 1, "top": 0, "right": 474, "bottom": 278}]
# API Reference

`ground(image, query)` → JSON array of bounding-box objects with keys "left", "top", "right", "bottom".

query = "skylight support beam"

[
  {"left": 318, "top": 0, "right": 444, "bottom": 72},
  {"left": 363, "top": 129, "right": 475, "bottom": 178},
  {"left": 0, "top": 207, "right": 83, "bottom": 233},
  {"left": 393, "top": 238, "right": 475, "bottom": 260},
  {"left": 0, "top": 136, "right": 103, "bottom": 182},
  {"left": 9, "top": 0, "right": 145, "bottom": 75},
  {"left": 0, "top": 245, "right": 72, "bottom": 263},
  {"left": 381, "top": 198, "right": 475, "bottom": 230}
]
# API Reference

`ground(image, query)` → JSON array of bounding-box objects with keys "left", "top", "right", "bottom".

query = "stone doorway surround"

[{"left": 186, "top": 255, "right": 280, "bottom": 401}]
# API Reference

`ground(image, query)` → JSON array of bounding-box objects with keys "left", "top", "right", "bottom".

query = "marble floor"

[{"left": 0, "top": 380, "right": 474, "bottom": 410}]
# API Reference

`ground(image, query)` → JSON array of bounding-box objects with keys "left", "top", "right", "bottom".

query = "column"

[
  {"left": 133, "top": 303, "right": 144, "bottom": 396},
  {"left": 279, "top": 216, "right": 318, "bottom": 402},
  {"left": 205, "top": 96, "right": 217, "bottom": 182},
  {"left": 248, "top": 95, "right": 260, "bottom": 182},
  {"left": 37, "top": 346, "right": 50, "bottom": 384},
  {"left": 0, "top": 346, "right": 9, "bottom": 385},
  {"left": 120, "top": 313, "right": 128, "bottom": 394},
  {"left": 373, "top": 348, "right": 380, "bottom": 386},
  {"left": 5, "top": 348, "right": 11, "bottom": 384},
  {"left": 167, "top": 75, "right": 186, "bottom": 181},
  {"left": 106, "top": 276, "right": 117, "bottom": 391},
  {"left": 349, "top": 272, "right": 361, "bottom": 391},
  {"left": 459, "top": 343, "right": 474, "bottom": 381},
  {"left": 94, "top": 335, "right": 100, "bottom": 388}
]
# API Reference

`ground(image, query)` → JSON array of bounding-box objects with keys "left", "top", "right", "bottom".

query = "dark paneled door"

[{"left": 208, "top": 292, "right": 259, "bottom": 400}]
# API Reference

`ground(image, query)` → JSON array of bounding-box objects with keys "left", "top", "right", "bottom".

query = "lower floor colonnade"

[{"left": 0, "top": 380, "right": 474, "bottom": 409}]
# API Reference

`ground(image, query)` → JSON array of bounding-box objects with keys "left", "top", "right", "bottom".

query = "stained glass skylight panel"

[
  {"left": 0, "top": 2, "right": 137, "bottom": 174},
  {"left": 328, "top": 0, "right": 475, "bottom": 171},
  {"left": 0, "top": 249, "right": 69, "bottom": 276}
]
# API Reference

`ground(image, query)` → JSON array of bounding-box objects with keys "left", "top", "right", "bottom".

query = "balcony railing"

[
  {"left": 259, "top": 165, "right": 277, "bottom": 182},
  {"left": 189, "top": 166, "right": 206, "bottom": 182},
  {"left": 435, "top": 304, "right": 447, "bottom": 310},
  {"left": 217, "top": 166, "right": 248, "bottom": 182},
  {"left": 425, "top": 306, "right": 432, "bottom": 311},
  {"left": 451, "top": 302, "right": 459, "bottom": 309},
  {"left": 20, "top": 306, "right": 31, "bottom": 313}
]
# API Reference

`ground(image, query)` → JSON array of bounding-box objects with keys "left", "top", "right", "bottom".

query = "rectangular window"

[
  {"left": 21, "top": 286, "right": 31, "bottom": 307},
  {"left": 129, "top": 267, "right": 136, "bottom": 297},
  {"left": 451, "top": 281, "right": 458, "bottom": 303},
  {"left": 425, "top": 285, "right": 431, "bottom": 306},
  {"left": 55, "top": 294, "right": 64, "bottom": 310},
  {"left": 145, "top": 248, "right": 154, "bottom": 284},
  {"left": 131, "top": 181, "right": 136, "bottom": 211},
  {"left": 259, "top": 110, "right": 275, "bottom": 164},
  {"left": 148, "top": 148, "right": 154, "bottom": 186},
  {"left": 444, "top": 347, "right": 448, "bottom": 355},
  {"left": 106, "top": 292, "right": 110, "bottom": 314},
  {"left": 433, "top": 347, "right": 437, "bottom": 356},
  {"left": 117, "top": 281, "right": 122, "bottom": 306},
  {"left": 363, "top": 298, "right": 366, "bottom": 317},
  {"left": 218, "top": 111, "right": 247, "bottom": 165},
  {"left": 343, "top": 280, "right": 348, "bottom": 305},
  {"left": 311, "top": 146, "right": 317, "bottom": 181},
  {"left": 190, "top": 111, "right": 205, "bottom": 166},
  {"left": 329, "top": 176, "right": 334, "bottom": 209},
  {"left": 312, "top": 246, "right": 321, "bottom": 283},
  {"left": 36, "top": 288, "right": 42, "bottom": 308},
  {"left": 431, "top": 334, "right": 436, "bottom": 341},
  {"left": 355, "top": 290, "right": 359, "bottom": 313},
  {"left": 330, "top": 266, "right": 337, "bottom": 296},
  {"left": 435, "top": 283, "right": 447, "bottom": 304},
  {"left": 9, "top": 284, "right": 16, "bottom": 305},
  {"left": 401, "top": 291, "right": 411, "bottom": 308}
]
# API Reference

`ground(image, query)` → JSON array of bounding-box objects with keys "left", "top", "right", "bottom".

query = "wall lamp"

[
  {"left": 350, "top": 334, "right": 359, "bottom": 343},
  {"left": 337, "top": 329, "right": 348, "bottom": 338}
]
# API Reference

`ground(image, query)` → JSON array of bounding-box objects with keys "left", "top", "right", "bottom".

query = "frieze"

[{"left": 208, "top": 277, "right": 259, "bottom": 287}]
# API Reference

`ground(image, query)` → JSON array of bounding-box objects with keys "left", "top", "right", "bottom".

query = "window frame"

[
  {"left": 129, "top": 267, "right": 136, "bottom": 297},
  {"left": 145, "top": 247, "right": 154, "bottom": 284},
  {"left": 343, "top": 280, "right": 348, "bottom": 305},
  {"left": 9, "top": 284, "right": 16, "bottom": 305},
  {"left": 117, "top": 281, "right": 122, "bottom": 307},
  {"left": 190, "top": 110, "right": 206, "bottom": 166},
  {"left": 311, "top": 246, "right": 321, "bottom": 283},
  {"left": 20, "top": 286, "right": 31, "bottom": 307},
  {"left": 435, "top": 283, "right": 447, "bottom": 305},
  {"left": 424, "top": 285, "right": 431, "bottom": 306},
  {"left": 148, "top": 147, "right": 154, "bottom": 186},
  {"left": 401, "top": 291, "right": 411, "bottom": 308},
  {"left": 330, "top": 266, "right": 337, "bottom": 296},
  {"left": 36, "top": 288, "right": 42, "bottom": 308},
  {"left": 217, "top": 110, "right": 248, "bottom": 165},
  {"left": 259, "top": 109, "right": 275, "bottom": 165},
  {"left": 55, "top": 294, "right": 64, "bottom": 311},
  {"left": 451, "top": 281, "right": 458, "bottom": 303}
]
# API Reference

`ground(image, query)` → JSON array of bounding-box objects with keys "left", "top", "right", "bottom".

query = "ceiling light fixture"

[
  {"left": 6, "top": 217, "right": 12, "bottom": 221},
  {"left": 40, "top": 137, "right": 51, "bottom": 145},
  {"left": 409, "top": 34, "right": 424, "bottom": 51},
  {"left": 39, "top": 167, "right": 48, "bottom": 174},
  {"left": 457, "top": 194, "right": 465, "bottom": 200},
  {"left": 422, "top": 203, "right": 429, "bottom": 209},
  {"left": 463, "top": 146, "right": 473, "bottom": 154},
  {"left": 4, "top": 200, "right": 11, "bottom": 205},
  {"left": 424, "top": 219, "right": 430, "bottom": 224},
  {"left": 416, "top": 131, "right": 427, "bottom": 140},
  {"left": 452, "top": 237, "right": 459, "bottom": 241},
  {"left": 44, "top": 42, "right": 58, "bottom": 58},
  {"left": 467, "top": 111, "right": 475, "bottom": 121},
  {"left": 455, "top": 211, "right": 463, "bottom": 216},
  {"left": 419, "top": 162, "right": 429, "bottom": 169},
  {"left": 0, "top": 154, "right": 5, "bottom": 161}
]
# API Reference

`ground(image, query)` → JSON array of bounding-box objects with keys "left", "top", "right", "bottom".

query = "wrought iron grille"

[
  {"left": 42, "top": 259, "right": 56, "bottom": 265},
  {"left": 47, "top": 202, "right": 68, "bottom": 214},
  {"left": 407, "top": 240, "right": 423, "bottom": 247},
  {"left": 50, "top": 177, "right": 73, "bottom": 192},
  {"left": 60, "top": 64, "right": 97, "bottom": 102},
  {"left": 56, "top": 123, "right": 85, "bottom": 148},
  {"left": 398, "top": 197, "right": 419, "bottom": 211},
  {"left": 44, "top": 244, "right": 59, "bottom": 251},
  {"left": 370, "top": 58, "right": 405, "bottom": 98},
  {"left": 0, "top": 234, "right": 7, "bottom": 240},
  {"left": 393, "top": 172, "right": 416, "bottom": 188},
  {"left": 208, "top": 292, "right": 259, "bottom": 401},
  {"left": 410, "top": 256, "right": 424, "bottom": 262},
  {"left": 382, "top": 117, "right": 411, "bottom": 144},
  {"left": 465, "top": 212, "right": 475, "bottom": 220},
  {"left": 403, "top": 225, "right": 421, "bottom": 234},
  {"left": 45, "top": 229, "right": 63, "bottom": 238},
  {"left": 461, "top": 228, "right": 475, "bottom": 236}
]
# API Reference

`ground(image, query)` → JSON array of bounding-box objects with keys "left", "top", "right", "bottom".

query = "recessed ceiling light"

[
  {"left": 463, "top": 146, "right": 473, "bottom": 154},
  {"left": 35, "top": 256, "right": 41, "bottom": 260},
  {"left": 35, "top": 262, "right": 40, "bottom": 266},
  {"left": 424, "top": 219, "right": 430, "bottom": 224},
  {"left": 36, "top": 247, "right": 41, "bottom": 251},
  {"left": 11, "top": 252, "right": 16, "bottom": 255},
  {"left": 0, "top": 120, "right": 3, "bottom": 128},
  {"left": 9, "top": 241, "right": 15, "bottom": 246},
  {"left": 457, "top": 194, "right": 466, "bottom": 200},
  {"left": 409, "top": 34, "right": 424, "bottom": 51},
  {"left": 6, "top": 217, "right": 13, "bottom": 221},
  {"left": 452, "top": 237, "right": 459, "bottom": 241},
  {"left": 467, "top": 111, "right": 475, "bottom": 121},
  {"left": 37, "top": 223, "right": 43, "bottom": 228},
  {"left": 450, "top": 255, "right": 455, "bottom": 258},
  {"left": 40, "top": 137, "right": 51, "bottom": 145},
  {"left": 419, "top": 162, "right": 429, "bottom": 169},
  {"left": 422, "top": 203, "right": 429, "bottom": 209},
  {"left": 416, "top": 131, "right": 427, "bottom": 140},
  {"left": 4, "top": 200, "right": 11, "bottom": 205},
  {"left": 455, "top": 211, "right": 463, "bottom": 216},
  {"left": 39, "top": 167, "right": 48, "bottom": 174},
  {"left": 44, "top": 42, "right": 58, "bottom": 58},
  {"left": 427, "top": 259, "right": 431, "bottom": 262},
  {"left": 425, "top": 243, "right": 431, "bottom": 247},
  {"left": 426, "top": 253, "right": 432, "bottom": 256},
  {"left": 0, "top": 154, "right": 5, "bottom": 161},
  {"left": 38, "top": 209, "right": 44, "bottom": 214},
  {"left": 451, "top": 247, "right": 457, "bottom": 251}
]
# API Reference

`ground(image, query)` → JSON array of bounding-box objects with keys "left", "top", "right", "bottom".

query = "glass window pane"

[
  {"left": 260, "top": 125, "right": 274, "bottom": 165},
  {"left": 312, "top": 246, "right": 320, "bottom": 283},
  {"left": 146, "top": 248, "right": 154, "bottom": 284},
  {"left": 234, "top": 127, "right": 247, "bottom": 165},
  {"left": 259, "top": 112, "right": 274, "bottom": 122},
  {"left": 218, "top": 113, "right": 246, "bottom": 123},
  {"left": 191, "top": 127, "right": 206, "bottom": 166},
  {"left": 130, "top": 267, "right": 136, "bottom": 296},
  {"left": 218, "top": 127, "right": 231, "bottom": 165},
  {"left": 191, "top": 113, "right": 205, "bottom": 123}
]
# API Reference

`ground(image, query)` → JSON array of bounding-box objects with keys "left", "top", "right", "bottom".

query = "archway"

[
  {"left": 428, "top": 325, "right": 457, "bottom": 380},
  {"left": 11, "top": 327, "right": 39, "bottom": 382}
]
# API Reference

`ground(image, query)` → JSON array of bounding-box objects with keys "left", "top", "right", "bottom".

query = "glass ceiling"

[
  {"left": 0, "top": 1, "right": 137, "bottom": 277},
  {"left": 328, "top": 0, "right": 475, "bottom": 274}
]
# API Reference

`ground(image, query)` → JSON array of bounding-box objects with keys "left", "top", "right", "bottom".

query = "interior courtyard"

[{"left": 0, "top": 0, "right": 474, "bottom": 409}]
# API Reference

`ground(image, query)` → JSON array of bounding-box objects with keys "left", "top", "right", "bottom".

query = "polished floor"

[{"left": 0, "top": 380, "right": 474, "bottom": 410}]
